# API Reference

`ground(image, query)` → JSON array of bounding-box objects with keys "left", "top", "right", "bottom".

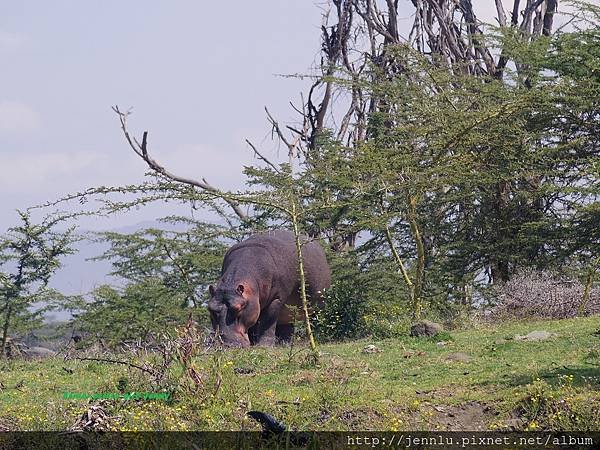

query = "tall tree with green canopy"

[
  {"left": 295, "top": 12, "right": 599, "bottom": 316},
  {"left": 0, "top": 212, "right": 76, "bottom": 356}
]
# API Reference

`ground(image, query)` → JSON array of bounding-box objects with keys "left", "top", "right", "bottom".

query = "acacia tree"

[
  {"left": 295, "top": 0, "right": 598, "bottom": 299},
  {"left": 0, "top": 212, "right": 76, "bottom": 356},
  {"left": 294, "top": 12, "right": 599, "bottom": 316},
  {"left": 91, "top": 217, "right": 228, "bottom": 309},
  {"left": 287, "top": 0, "right": 568, "bottom": 278},
  {"left": 67, "top": 218, "right": 229, "bottom": 345},
  {"left": 41, "top": 1, "right": 598, "bottom": 330}
]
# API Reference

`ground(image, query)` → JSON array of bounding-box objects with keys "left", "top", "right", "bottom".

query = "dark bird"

[
  {"left": 247, "top": 411, "right": 287, "bottom": 436},
  {"left": 246, "top": 411, "right": 309, "bottom": 446}
]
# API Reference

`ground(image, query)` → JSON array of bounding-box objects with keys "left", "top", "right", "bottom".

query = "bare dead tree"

[{"left": 304, "top": 0, "right": 562, "bottom": 142}]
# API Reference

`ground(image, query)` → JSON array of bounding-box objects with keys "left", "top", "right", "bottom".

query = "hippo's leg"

[
  {"left": 253, "top": 299, "right": 283, "bottom": 347},
  {"left": 247, "top": 324, "right": 260, "bottom": 346},
  {"left": 275, "top": 323, "right": 294, "bottom": 344}
]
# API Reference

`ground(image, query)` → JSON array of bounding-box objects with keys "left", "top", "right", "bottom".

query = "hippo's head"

[{"left": 207, "top": 282, "right": 260, "bottom": 348}]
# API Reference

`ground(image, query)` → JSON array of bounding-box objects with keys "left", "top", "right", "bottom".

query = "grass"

[{"left": 1, "top": 316, "right": 599, "bottom": 431}]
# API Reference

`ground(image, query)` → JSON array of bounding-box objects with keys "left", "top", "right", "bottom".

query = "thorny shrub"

[{"left": 488, "top": 269, "right": 600, "bottom": 320}]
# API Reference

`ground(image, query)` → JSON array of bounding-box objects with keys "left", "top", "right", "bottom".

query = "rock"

[
  {"left": 410, "top": 320, "right": 443, "bottom": 337},
  {"left": 363, "top": 344, "right": 382, "bottom": 354},
  {"left": 505, "top": 417, "right": 524, "bottom": 430},
  {"left": 514, "top": 331, "right": 554, "bottom": 342},
  {"left": 429, "top": 401, "right": 494, "bottom": 431},
  {"left": 234, "top": 367, "right": 255, "bottom": 375},
  {"left": 23, "top": 346, "right": 56, "bottom": 359},
  {"left": 446, "top": 352, "right": 472, "bottom": 363}
]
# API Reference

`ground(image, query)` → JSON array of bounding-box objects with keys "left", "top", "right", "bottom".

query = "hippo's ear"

[
  {"left": 236, "top": 284, "right": 245, "bottom": 296},
  {"left": 209, "top": 285, "right": 215, "bottom": 297}
]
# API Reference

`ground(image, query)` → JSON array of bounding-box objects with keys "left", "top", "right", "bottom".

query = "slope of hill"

[{"left": 1, "top": 316, "right": 598, "bottom": 432}]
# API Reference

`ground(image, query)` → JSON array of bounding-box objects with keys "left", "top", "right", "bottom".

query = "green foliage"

[
  {"left": 362, "top": 302, "right": 412, "bottom": 339},
  {"left": 513, "top": 376, "right": 600, "bottom": 431},
  {"left": 0, "top": 211, "right": 77, "bottom": 356},
  {"left": 314, "top": 280, "right": 367, "bottom": 341},
  {"left": 74, "top": 280, "right": 191, "bottom": 345},
  {"left": 70, "top": 218, "right": 229, "bottom": 345},
  {"left": 301, "top": 23, "right": 600, "bottom": 322},
  {"left": 92, "top": 217, "right": 228, "bottom": 308}
]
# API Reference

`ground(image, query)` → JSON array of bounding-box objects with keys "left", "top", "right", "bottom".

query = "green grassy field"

[{"left": 1, "top": 316, "right": 599, "bottom": 432}]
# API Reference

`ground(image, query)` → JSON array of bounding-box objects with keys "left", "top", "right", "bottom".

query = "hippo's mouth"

[{"left": 218, "top": 330, "right": 251, "bottom": 348}]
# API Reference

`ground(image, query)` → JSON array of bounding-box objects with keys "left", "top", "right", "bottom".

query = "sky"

[
  {"left": 0, "top": 0, "right": 517, "bottom": 234},
  {"left": 0, "top": 1, "right": 327, "bottom": 231}
]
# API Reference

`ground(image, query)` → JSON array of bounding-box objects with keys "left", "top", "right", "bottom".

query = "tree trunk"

[
  {"left": 385, "top": 224, "right": 421, "bottom": 321},
  {"left": 491, "top": 180, "right": 512, "bottom": 283},
  {"left": 1, "top": 303, "right": 13, "bottom": 358},
  {"left": 579, "top": 257, "right": 599, "bottom": 316},
  {"left": 407, "top": 194, "right": 426, "bottom": 316},
  {"left": 291, "top": 202, "right": 319, "bottom": 359}
]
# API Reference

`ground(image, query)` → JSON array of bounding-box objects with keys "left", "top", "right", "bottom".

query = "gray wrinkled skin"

[{"left": 208, "top": 230, "right": 331, "bottom": 347}]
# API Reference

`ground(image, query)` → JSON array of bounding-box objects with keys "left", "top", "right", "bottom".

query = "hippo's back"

[
  {"left": 223, "top": 230, "right": 330, "bottom": 303},
  {"left": 223, "top": 230, "right": 297, "bottom": 273}
]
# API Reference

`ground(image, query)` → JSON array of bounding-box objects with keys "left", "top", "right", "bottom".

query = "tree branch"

[
  {"left": 112, "top": 106, "right": 248, "bottom": 221},
  {"left": 245, "top": 139, "right": 281, "bottom": 174},
  {"left": 495, "top": 0, "right": 508, "bottom": 26},
  {"left": 71, "top": 356, "right": 160, "bottom": 378}
]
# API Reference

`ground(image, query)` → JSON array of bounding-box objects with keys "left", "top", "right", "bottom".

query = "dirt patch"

[
  {"left": 414, "top": 386, "right": 465, "bottom": 400},
  {"left": 290, "top": 371, "right": 316, "bottom": 385},
  {"left": 315, "top": 409, "right": 332, "bottom": 425},
  {"left": 427, "top": 401, "right": 495, "bottom": 431},
  {"left": 234, "top": 366, "right": 255, "bottom": 376},
  {"left": 338, "top": 408, "right": 383, "bottom": 429}
]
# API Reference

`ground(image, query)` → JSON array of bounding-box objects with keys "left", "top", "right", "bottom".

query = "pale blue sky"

[
  {"left": 0, "top": 1, "right": 328, "bottom": 231},
  {"left": 0, "top": 1, "right": 518, "bottom": 233}
]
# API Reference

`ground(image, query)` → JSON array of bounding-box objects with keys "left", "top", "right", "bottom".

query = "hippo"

[{"left": 208, "top": 230, "right": 331, "bottom": 347}]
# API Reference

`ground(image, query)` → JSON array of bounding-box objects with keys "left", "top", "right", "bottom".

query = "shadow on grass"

[{"left": 508, "top": 365, "right": 600, "bottom": 390}]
